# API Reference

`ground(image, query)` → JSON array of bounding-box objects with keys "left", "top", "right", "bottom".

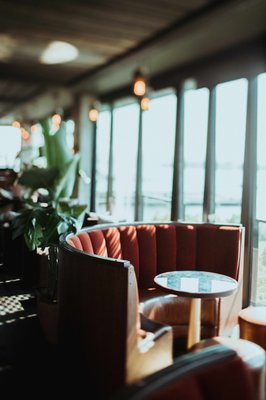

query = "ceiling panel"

[{"left": 0, "top": 0, "right": 265, "bottom": 121}]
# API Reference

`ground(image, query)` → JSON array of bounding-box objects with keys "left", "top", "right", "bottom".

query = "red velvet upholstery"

[
  {"left": 119, "top": 226, "right": 140, "bottom": 280},
  {"left": 175, "top": 224, "right": 197, "bottom": 269},
  {"left": 130, "top": 356, "right": 253, "bottom": 400},
  {"left": 137, "top": 225, "right": 157, "bottom": 288},
  {"left": 67, "top": 235, "right": 83, "bottom": 250},
  {"left": 103, "top": 228, "right": 122, "bottom": 259},
  {"left": 68, "top": 222, "right": 242, "bottom": 287},
  {"left": 89, "top": 230, "right": 108, "bottom": 256},
  {"left": 75, "top": 232, "right": 94, "bottom": 253},
  {"left": 156, "top": 225, "right": 176, "bottom": 274},
  {"left": 196, "top": 225, "right": 241, "bottom": 279}
]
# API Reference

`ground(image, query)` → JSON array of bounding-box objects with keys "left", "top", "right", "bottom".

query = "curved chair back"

[{"left": 112, "top": 344, "right": 255, "bottom": 400}]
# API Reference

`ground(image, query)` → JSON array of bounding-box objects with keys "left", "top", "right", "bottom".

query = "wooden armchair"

[{"left": 112, "top": 344, "right": 255, "bottom": 400}]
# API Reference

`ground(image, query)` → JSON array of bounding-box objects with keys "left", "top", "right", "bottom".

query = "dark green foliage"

[{"left": 11, "top": 202, "right": 83, "bottom": 251}]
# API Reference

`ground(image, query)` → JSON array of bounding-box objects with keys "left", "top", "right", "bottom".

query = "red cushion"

[
  {"left": 89, "top": 230, "right": 107, "bottom": 256},
  {"left": 149, "top": 355, "right": 253, "bottom": 400},
  {"left": 137, "top": 225, "right": 157, "bottom": 288},
  {"left": 67, "top": 236, "right": 83, "bottom": 250},
  {"left": 150, "top": 376, "right": 203, "bottom": 400},
  {"left": 119, "top": 226, "right": 140, "bottom": 280},
  {"left": 175, "top": 224, "right": 197, "bottom": 269},
  {"left": 77, "top": 232, "right": 94, "bottom": 253},
  {"left": 103, "top": 228, "right": 122, "bottom": 259},
  {"left": 198, "top": 356, "right": 253, "bottom": 400},
  {"left": 156, "top": 225, "right": 176, "bottom": 274},
  {"left": 196, "top": 225, "right": 241, "bottom": 279}
]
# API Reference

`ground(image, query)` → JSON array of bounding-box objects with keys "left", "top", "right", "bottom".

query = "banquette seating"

[{"left": 57, "top": 221, "right": 244, "bottom": 396}]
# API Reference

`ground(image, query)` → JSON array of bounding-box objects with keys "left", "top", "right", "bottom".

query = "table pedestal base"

[{"left": 187, "top": 298, "right": 201, "bottom": 349}]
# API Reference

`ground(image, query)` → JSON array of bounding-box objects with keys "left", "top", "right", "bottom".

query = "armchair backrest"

[{"left": 112, "top": 344, "right": 254, "bottom": 400}]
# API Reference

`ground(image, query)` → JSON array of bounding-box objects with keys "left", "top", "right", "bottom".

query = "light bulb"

[
  {"left": 133, "top": 79, "right": 146, "bottom": 97},
  {"left": 132, "top": 69, "right": 148, "bottom": 97},
  {"left": 141, "top": 97, "right": 150, "bottom": 111},
  {"left": 52, "top": 113, "right": 61, "bottom": 127},
  {"left": 12, "top": 121, "right": 21, "bottom": 128},
  {"left": 89, "top": 108, "right": 98, "bottom": 122},
  {"left": 30, "top": 124, "right": 36, "bottom": 133},
  {"left": 21, "top": 128, "right": 29, "bottom": 141}
]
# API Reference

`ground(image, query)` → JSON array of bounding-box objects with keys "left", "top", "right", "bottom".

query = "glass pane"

[
  {"left": 254, "top": 221, "right": 266, "bottom": 306},
  {"left": 184, "top": 88, "right": 209, "bottom": 222},
  {"left": 253, "top": 73, "right": 266, "bottom": 306},
  {"left": 215, "top": 78, "right": 248, "bottom": 223},
  {"left": 142, "top": 94, "right": 177, "bottom": 221},
  {"left": 112, "top": 103, "right": 139, "bottom": 221},
  {"left": 256, "top": 73, "right": 266, "bottom": 221},
  {"left": 0, "top": 126, "right": 21, "bottom": 169},
  {"left": 95, "top": 111, "right": 111, "bottom": 215}
]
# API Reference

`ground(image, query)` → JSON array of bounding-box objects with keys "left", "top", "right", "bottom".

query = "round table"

[{"left": 154, "top": 270, "right": 238, "bottom": 349}]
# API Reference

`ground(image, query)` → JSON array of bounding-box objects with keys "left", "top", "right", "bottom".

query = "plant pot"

[{"left": 37, "top": 298, "right": 58, "bottom": 345}]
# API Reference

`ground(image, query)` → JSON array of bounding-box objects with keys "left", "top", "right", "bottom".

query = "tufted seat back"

[{"left": 67, "top": 223, "right": 242, "bottom": 288}]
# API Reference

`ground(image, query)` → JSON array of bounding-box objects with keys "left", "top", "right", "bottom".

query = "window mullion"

[
  {"left": 241, "top": 76, "right": 258, "bottom": 307},
  {"left": 106, "top": 107, "right": 114, "bottom": 214},
  {"left": 134, "top": 105, "right": 143, "bottom": 221},
  {"left": 203, "top": 86, "right": 216, "bottom": 222},
  {"left": 171, "top": 86, "right": 185, "bottom": 221}
]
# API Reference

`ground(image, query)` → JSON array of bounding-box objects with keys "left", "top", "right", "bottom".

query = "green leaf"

[
  {"left": 24, "top": 224, "right": 43, "bottom": 251},
  {"left": 53, "top": 153, "right": 80, "bottom": 200},
  {"left": 40, "top": 119, "right": 72, "bottom": 169},
  {"left": 18, "top": 167, "right": 59, "bottom": 191},
  {"left": 58, "top": 201, "right": 87, "bottom": 218}
]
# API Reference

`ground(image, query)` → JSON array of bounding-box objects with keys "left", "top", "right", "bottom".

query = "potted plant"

[
  {"left": 11, "top": 116, "right": 87, "bottom": 342},
  {"left": 12, "top": 198, "right": 86, "bottom": 301}
]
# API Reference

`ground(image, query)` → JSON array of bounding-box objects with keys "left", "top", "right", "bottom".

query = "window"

[
  {"left": 183, "top": 88, "right": 209, "bottom": 222},
  {"left": 142, "top": 93, "right": 176, "bottom": 221},
  {"left": 112, "top": 103, "right": 139, "bottom": 221},
  {"left": 215, "top": 79, "right": 248, "bottom": 223},
  {"left": 95, "top": 110, "right": 111, "bottom": 215},
  {"left": 0, "top": 126, "right": 21, "bottom": 169},
  {"left": 254, "top": 72, "right": 266, "bottom": 306}
]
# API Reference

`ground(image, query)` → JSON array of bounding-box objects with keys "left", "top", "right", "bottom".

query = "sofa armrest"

[
  {"left": 138, "top": 313, "right": 173, "bottom": 353},
  {"left": 127, "top": 314, "right": 173, "bottom": 384},
  {"left": 140, "top": 313, "right": 171, "bottom": 339}
]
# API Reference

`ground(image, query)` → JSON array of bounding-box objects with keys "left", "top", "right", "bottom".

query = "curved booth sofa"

[{"left": 57, "top": 221, "right": 244, "bottom": 396}]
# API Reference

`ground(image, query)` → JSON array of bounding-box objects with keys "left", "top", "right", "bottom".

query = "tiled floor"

[
  {"left": 0, "top": 262, "right": 104, "bottom": 397},
  {"left": 0, "top": 264, "right": 61, "bottom": 395}
]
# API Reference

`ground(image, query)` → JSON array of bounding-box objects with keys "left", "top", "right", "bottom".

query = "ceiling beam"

[{"left": 69, "top": 0, "right": 266, "bottom": 97}]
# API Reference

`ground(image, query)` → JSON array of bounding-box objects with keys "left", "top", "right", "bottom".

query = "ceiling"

[{"left": 0, "top": 0, "right": 265, "bottom": 123}]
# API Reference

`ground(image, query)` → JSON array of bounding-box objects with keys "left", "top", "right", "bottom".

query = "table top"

[{"left": 154, "top": 270, "right": 238, "bottom": 298}]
